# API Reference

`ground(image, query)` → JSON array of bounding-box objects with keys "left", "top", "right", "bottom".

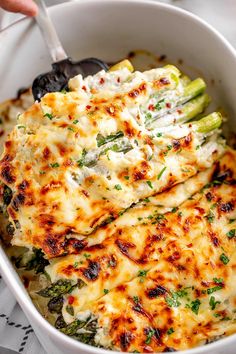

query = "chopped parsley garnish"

[
  {"left": 83, "top": 253, "right": 91, "bottom": 259},
  {"left": 145, "top": 328, "right": 155, "bottom": 344},
  {"left": 157, "top": 166, "right": 167, "bottom": 180},
  {"left": 44, "top": 113, "right": 53, "bottom": 120},
  {"left": 73, "top": 262, "right": 78, "bottom": 268},
  {"left": 171, "top": 207, "right": 178, "bottom": 213},
  {"left": 39, "top": 171, "right": 46, "bottom": 175},
  {"left": 220, "top": 253, "right": 229, "bottom": 265},
  {"left": 143, "top": 197, "right": 150, "bottom": 203},
  {"left": 114, "top": 184, "right": 122, "bottom": 190},
  {"left": 138, "top": 270, "right": 148, "bottom": 283},
  {"left": 209, "top": 296, "right": 221, "bottom": 310},
  {"left": 146, "top": 180, "right": 153, "bottom": 189},
  {"left": 213, "top": 277, "right": 223, "bottom": 284},
  {"left": 189, "top": 299, "right": 201, "bottom": 315},
  {"left": 77, "top": 149, "right": 87, "bottom": 167},
  {"left": 226, "top": 229, "right": 236, "bottom": 239},
  {"left": 166, "top": 296, "right": 181, "bottom": 308},
  {"left": 103, "top": 289, "right": 109, "bottom": 295},
  {"left": 167, "top": 327, "right": 174, "bottom": 335},
  {"left": 133, "top": 296, "right": 139, "bottom": 304},
  {"left": 166, "top": 288, "right": 188, "bottom": 308},
  {"left": 124, "top": 175, "right": 129, "bottom": 180},
  {"left": 17, "top": 125, "right": 26, "bottom": 129},
  {"left": 60, "top": 88, "right": 67, "bottom": 94},
  {"left": 156, "top": 132, "right": 162, "bottom": 138},
  {"left": 49, "top": 162, "right": 60, "bottom": 168},
  {"left": 73, "top": 119, "right": 79, "bottom": 124},
  {"left": 207, "top": 285, "right": 223, "bottom": 294},
  {"left": 155, "top": 98, "right": 165, "bottom": 111},
  {"left": 196, "top": 145, "right": 200, "bottom": 150},
  {"left": 67, "top": 127, "right": 75, "bottom": 132},
  {"left": 205, "top": 211, "right": 215, "bottom": 223},
  {"left": 145, "top": 112, "right": 152, "bottom": 123}
]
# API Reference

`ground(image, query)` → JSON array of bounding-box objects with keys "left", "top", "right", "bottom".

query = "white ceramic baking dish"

[{"left": 1, "top": 1, "right": 236, "bottom": 353}]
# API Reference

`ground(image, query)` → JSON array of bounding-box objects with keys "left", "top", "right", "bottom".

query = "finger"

[{"left": 0, "top": 0, "right": 38, "bottom": 16}]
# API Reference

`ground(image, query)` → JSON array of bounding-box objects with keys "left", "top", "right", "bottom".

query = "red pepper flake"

[
  {"left": 187, "top": 243, "right": 193, "bottom": 248},
  {"left": 117, "top": 77, "right": 121, "bottom": 83},
  {"left": 86, "top": 105, "right": 92, "bottom": 110},
  {"left": 68, "top": 296, "right": 74, "bottom": 305},
  {"left": 160, "top": 77, "right": 170, "bottom": 85},
  {"left": 166, "top": 102, "right": 171, "bottom": 108},
  {"left": 82, "top": 85, "right": 87, "bottom": 91},
  {"left": 99, "top": 78, "right": 105, "bottom": 85},
  {"left": 68, "top": 115, "right": 73, "bottom": 120},
  {"left": 177, "top": 109, "right": 182, "bottom": 114},
  {"left": 148, "top": 104, "right": 155, "bottom": 111}
]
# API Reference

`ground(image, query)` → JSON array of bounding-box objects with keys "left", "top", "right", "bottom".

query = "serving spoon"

[{"left": 32, "top": 0, "right": 108, "bottom": 101}]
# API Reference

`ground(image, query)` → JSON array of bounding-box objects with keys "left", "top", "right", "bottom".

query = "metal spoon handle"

[{"left": 34, "top": 0, "right": 67, "bottom": 62}]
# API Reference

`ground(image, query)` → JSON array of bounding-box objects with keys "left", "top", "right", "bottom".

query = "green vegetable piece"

[
  {"left": 220, "top": 253, "right": 230, "bottom": 265},
  {"left": 66, "top": 305, "right": 75, "bottom": 316},
  {"left": 190, "top": 299, "right": 201, "bottom": 315},
  {"left": 226, "top": 229, "right": 236, "bottom": 239},
  {"left": 207, "top": 285, "right": 223, "bottom": 294},
  {"left": 48, "top": 296, "right": 63, "bottom": 314},
  {"left": 192, "top": 112, "right": 222, "bottom": 134},
  {"left": 157, "top": 166, "right": 167, "bottom": 180},
  {"left": 37, "top": 279, "right": 74, "bottom": 298},
  {"left": 209, "top": 296, "right": 221, "bottom": 310},
  {"left": 145, "top": 328, "right": 155, "bottom": 344},
  {"left": 97, "top": 131, "right": 124, "bottom": 147}
]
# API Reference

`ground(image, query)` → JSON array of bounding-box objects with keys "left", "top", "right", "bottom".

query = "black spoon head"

[{"left": 32, "top": 57, "right": 108, "bottom": 101}]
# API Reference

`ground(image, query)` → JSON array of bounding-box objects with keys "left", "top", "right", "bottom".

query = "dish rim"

[{"left": 0, "top": 0, "right": 236, "bottom": 353}]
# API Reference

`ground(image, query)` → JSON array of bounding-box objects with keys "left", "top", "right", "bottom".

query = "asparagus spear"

[
  {"left": 145, "top": 78, "right": 206, "bottom": 126},
  {"left": 150, "top": 93, "right": 210, "bottom": 129},
  {"left": 192, "top": 112, "right": 222, "bottom": 133}
]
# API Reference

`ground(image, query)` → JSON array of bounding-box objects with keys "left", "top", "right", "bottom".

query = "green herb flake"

[
  {"left": 49, "top": 162, "right": 60, "bottom": 168},
  {"left": 133, "top": 296, "right": 139, "bottom": 304},
  {"left": 165, "top": 296, "right": 181, "bottom": 308},
  {"left": 205, "top": 211, "right": 215, "bottom": 223},
  {"left": 213, "top": 277, "right": 224, "bottom": 284},
  {"left": 146, "top": 180, "right": 153, "bottom": 189},
  {"left": 77, "top": 149, "right": 87, "bottom": 168},
  {"left": 226, "top": 229, "right": 236, "bottom": 239},
  {"left": 17, "top": 125, "right": 26, "bottom": 130},
  {"left": 138, "top": 269, "right": 148, "bottom": 283},
  {"left": 83, "top": 253, "right": 91, "bottom": 259},
  {"left": 74, "top": 262, "right": 79, "bottom": 269},
  {"left": 67, "top": 126, "right": 75, "bottom": 132},
  {"left": 171, "top": 207, "right": 178, "bottom": 213},
  {"left": 156, "top": 132, "right": 162, "bottom": 138},
  {"left": 209, "top": 296, "right": 221, "bottom": 310},
  {"left": 103, "top": 289, "right": 109, "bottom": 295},
  {"left": 114, "top": 184, "right": 122, "bottom": 190},
  {"left": 39, "top": 171, "right": 46, "bottom": 175},
  {"left": 155, "top": 98, "right": 165, "bottom": 111},
  {"left": 73, "top": 119, "right": 79, "bottom": 124},
  {"left": 220, "top": 253, "right": 230, "bottom": 265},
  {"left": 44, "top": 113, "right": 53, "bottom": 120},
  {"left": 145, "top": 328, "right": 155, "bottom": 344},
  {"left": 124, "top": 175, "right": 129, "bottom": 180},
  {"left": 157, "top": 166, "right": 167, "bottom": 180},
  {"left": 207, "top": 285, "right": 223, "bottom": 294},
  {"left": 66, "top": 305, "right": 74, "bottom": 316},
  {"left": 190, "top": 299, "right": 201, "bottom": 315},
  {"left": 167, "top": 327, "right": 174, "bottom": 335}
]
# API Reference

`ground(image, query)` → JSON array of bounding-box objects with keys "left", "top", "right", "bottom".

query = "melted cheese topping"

[
  {"left": 45, "top": 149, "right": 236, "bottom": 351},
  {"left": 0, "top": 67, "right": 224, "bottom": 258}
]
